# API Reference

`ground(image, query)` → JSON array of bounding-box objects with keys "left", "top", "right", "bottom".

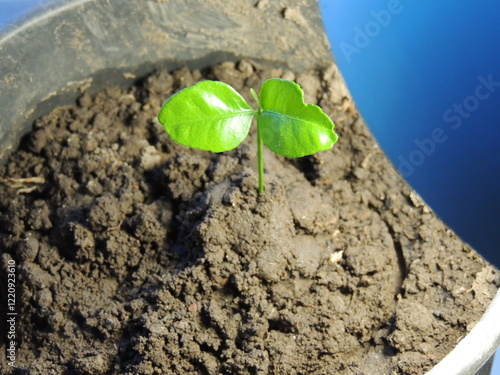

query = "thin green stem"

[
  {"left": 257, "top": 114, "right": 264, "bottom": 194},
  {"left": 251, "top": 88, "right": 265, "bottom": 194}
]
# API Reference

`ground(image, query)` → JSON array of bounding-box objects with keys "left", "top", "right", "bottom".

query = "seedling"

[{"left": 158, "top": 78, "right": 338, "bottom": 193}]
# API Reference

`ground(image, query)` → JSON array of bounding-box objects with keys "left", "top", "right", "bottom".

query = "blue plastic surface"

[
  {"left": 320, "top": 0, "right": 500, "bottom": 268},
  {"left": 0, "top": 0, "right": 41, "bottom": 27}
]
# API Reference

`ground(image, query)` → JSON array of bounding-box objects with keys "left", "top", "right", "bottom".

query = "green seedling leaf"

[
  {"left": 259, "top": 78, "right": 338, "bottom": 157},
  {"left": 158, "top": 76, "right": 338, "bottom": 194},
  {"left": 158, "top": 80, "right": 256, "bottom": 152}
]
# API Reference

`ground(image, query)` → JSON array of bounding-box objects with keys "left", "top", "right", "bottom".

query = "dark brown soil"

[{"left": 0, "top": 60, "right": 498, "bottom": 375}]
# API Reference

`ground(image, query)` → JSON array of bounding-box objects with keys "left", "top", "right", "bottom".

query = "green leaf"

[
  {"left": 158, "top": 80, "right": 256, "bottom": 152},
  {"left": 259, "top": 78, "right": 338, "bottom": 158}
]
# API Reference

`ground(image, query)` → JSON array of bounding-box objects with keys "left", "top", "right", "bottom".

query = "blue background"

[
  {"left": 1, "top": 1, "right": 498, "bottom": 373},
  {"left": 0, "top": 0, "right": 51, "bottom": 27}
]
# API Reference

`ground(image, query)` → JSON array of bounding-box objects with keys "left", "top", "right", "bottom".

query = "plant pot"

[{"left": 0, "top": 1, "right": 498, "bottom": 374}]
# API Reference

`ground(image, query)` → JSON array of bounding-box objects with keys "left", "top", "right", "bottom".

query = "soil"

[{"left": 0, "top": 60, "right": 498, "bottom": 375}]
